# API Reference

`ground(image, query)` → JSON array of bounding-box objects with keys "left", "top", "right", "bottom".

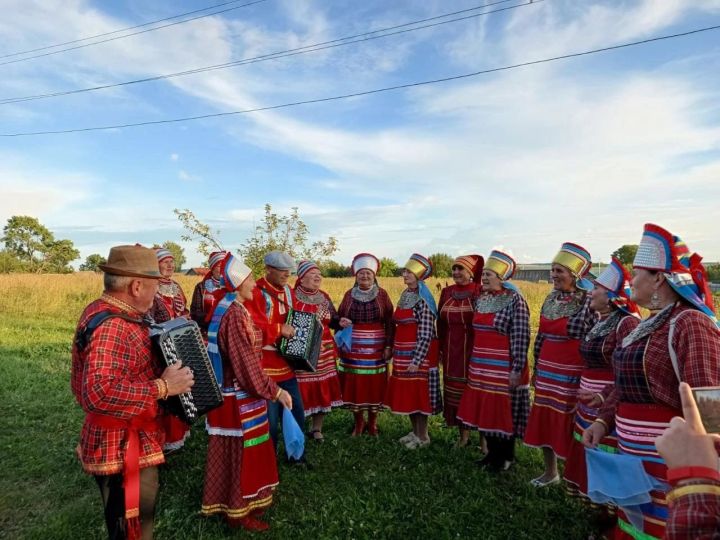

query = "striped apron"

[
  {"left": 524, "top": 315, "right": 583, "bottom": 459},
  {"left": 338, "top": 322, "right": 387, "bottom": 411}
]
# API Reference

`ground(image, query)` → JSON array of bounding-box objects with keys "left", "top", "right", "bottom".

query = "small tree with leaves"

[
  {"left": 79, "top": 253, "right": 107, "bottom": 272},
  {"left": 319, "top": 260, "right": 351, "bottom": 277},
  {"left": 162, "top": 241, "right": 186, "bottom": 271},
  {"left": 429, "top": 253, "right": 454, "bottom": 278},
  {"left": 174, "top": 209, "right": 223, "bottom": 258},
  {"left": 377, "top": 257, "right": 399, "bottom": 277},
  {"left": 612, "top": 244, "right": 639, "bottom": 267},
  {"left": 239, "top": 204, "right": 338, "bottom": 275}
]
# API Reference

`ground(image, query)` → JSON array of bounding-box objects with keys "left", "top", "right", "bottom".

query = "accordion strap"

[{"left": 75, "top": 310, "right": 146, "bottom": 351}]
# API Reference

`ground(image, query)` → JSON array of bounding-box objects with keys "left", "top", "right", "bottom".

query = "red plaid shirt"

[
  {"left": 217, "top": 302, "right": 279, "bottom": 400},
  {"left": 599, "top": 304, "right": 720, "bottom": 426},
  {"left": 337, "top": 287, "right": 395, "bottom": 347},
  {"left": 71, "top": 299, "right": 164, "bottom": 475},
  {"left": 666, "top": 480, "right": 720, "bottom": 539}
]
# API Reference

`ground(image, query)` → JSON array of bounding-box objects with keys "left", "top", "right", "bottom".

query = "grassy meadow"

[{"left": 1, "top": 273, "right": 599, "bottom": 540}]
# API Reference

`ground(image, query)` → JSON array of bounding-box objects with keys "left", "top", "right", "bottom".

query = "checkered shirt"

[
  {"left": 411, "top": 298, "right": 436, "bottom": 367},
  {"left": 666, "top": 479, "right": 720, "bottom": 540},
  {"left": 71, "top": 299, "right": 164, "bottom": 475},
  {"left": 218, "top": 302, "right": 279, "bottom": 401},
  {"left": 599, "top": 304, "right": 720, "bottom": 426},
  {"left": 492, "top": 290, "right": 531, "bottom": 374}
]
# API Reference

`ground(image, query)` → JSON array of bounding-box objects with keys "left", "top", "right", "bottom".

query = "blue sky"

[{"left": 2, "top": 0, "right": 720, "bottom": 267}]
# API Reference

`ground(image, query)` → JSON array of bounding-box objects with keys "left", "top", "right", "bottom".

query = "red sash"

[{"left": 86, "top": 411, "right": 160, "bottom": 540}]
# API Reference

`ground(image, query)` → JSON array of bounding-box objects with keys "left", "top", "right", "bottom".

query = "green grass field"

[{"left": 1, "top": 275, "right": 596, "bottom": 539}]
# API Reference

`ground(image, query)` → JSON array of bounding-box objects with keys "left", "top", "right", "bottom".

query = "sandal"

[{"left": 529, "top": 474, "right": 560, "bottom": 487}]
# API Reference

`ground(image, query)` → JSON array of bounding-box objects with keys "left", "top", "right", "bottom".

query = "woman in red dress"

[
  {"left": 457, "top": 250, "right": 531, "bottom": 471},
  {"left": 201, "top": 253, "right": 293, "bottom": 532},
  {"left": 524, "top": 242, "right": 598, "bottom": 486},
  {"left": 582, "top": 224, "right": 720, "bottom": 540},
  {"left": 563, "top": 257, "right": 640, "bottom": 535},
  {"left": 337, "top": 253, "right": 394, "bottom": 436},
  {"left": 293, "top": 260, "right": 344, "bottom": 442},
  {"left": 189, "top": 250, "right": 227, "bottom": 337},
  {"left": 150, "top": 247, "right": 192, "bottom": 453},
  {"left": 385, "top": 253, "right": 442, "bottom": 449},
  {"left": 437, "top": 255, "right": 483, "bottom": 447}
]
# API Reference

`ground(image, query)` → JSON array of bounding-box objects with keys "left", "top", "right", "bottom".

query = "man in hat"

[
  {"left": 71, "top": 244, "right": 194, "bottom": 540},
  {"left": 248, "top": 250, "right": 308, "bottom": 463}
]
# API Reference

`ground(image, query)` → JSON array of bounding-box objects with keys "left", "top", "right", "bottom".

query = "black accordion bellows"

[
  {"left": 280, "top": 309, "right": 323, "bottom": 372},
  {"left": 150, "top": 318, "right": 222, "bottom": 424}
]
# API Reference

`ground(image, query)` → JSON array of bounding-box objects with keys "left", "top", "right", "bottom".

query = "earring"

[{"left": 650, "top": 291, "right": 661, "bottom": 310}]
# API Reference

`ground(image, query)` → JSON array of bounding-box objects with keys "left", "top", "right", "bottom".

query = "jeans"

[{"left": 266, "top": 376, "right": 306, "bottom": 460}]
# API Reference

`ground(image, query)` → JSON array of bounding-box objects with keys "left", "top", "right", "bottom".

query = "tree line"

[{"left": 3, "top": 210, "right": 719, "bottom": 283}]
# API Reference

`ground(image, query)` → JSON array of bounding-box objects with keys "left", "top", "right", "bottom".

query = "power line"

[
  {"left": 0, "top": 0, "right": 267, "bottom": 67},
  {"left": 0, "top": 0, "right": 267, "bottom": 60},
  {"left": 0, "top": 0, "right": 531, "bottom": 105},
  {"left": 3, "top": 24, "right": 717, "bottom": 137}
]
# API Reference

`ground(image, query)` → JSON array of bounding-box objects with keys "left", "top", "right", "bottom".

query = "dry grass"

[{"left": 0, "top": 272, "right": 552, "bottom": 324}]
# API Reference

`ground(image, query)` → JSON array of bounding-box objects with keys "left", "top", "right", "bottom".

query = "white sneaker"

[
  {"left": 398, "top": 431, "right": 417, "bottom": 444},
  {"left": 405, "top": 436, "right": 430, "bottom": 450}
]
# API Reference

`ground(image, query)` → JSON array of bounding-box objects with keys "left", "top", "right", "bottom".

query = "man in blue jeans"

[{"left": 248, "top": 250, "right": 309, "bottom": 465}]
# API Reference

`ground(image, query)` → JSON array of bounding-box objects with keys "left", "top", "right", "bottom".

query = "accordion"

[
  {"left": 280, "top": 309, "right": 323, "bottom": 372},
  {"left": 150, "top": 318, "right": 223, "bottom": 424}
]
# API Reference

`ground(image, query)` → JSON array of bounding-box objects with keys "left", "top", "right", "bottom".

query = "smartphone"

[{"left": 692, "top": 386, "right": 720, "bottom": 434}]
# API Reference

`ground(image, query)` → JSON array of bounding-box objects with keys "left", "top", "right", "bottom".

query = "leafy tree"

[
  {"left": 428, "top": 252, "right": 454, "bottom": 278},
  {"left": 39, "top": 239, "right": 80, "bottom": 273},
  {"left": 706, "top": 263, "right": 720, "bottom": 284},
  {"left": 1, "top": 215, "right": 79, "bottom": 273},
  {"left": 612, "top": 244, "right": 639, "bottom": 267},
  {"left": 377, "top": 257, "right": 399, "bottom": 277},
  {"left": 0, "top": 250, "right": 25, "bottom": 273},
  {"left": 79, "top": 253, "right": 107, "bottom": 272},
  {"left": 174, "top": 209, "right": 223, "bottom": 257},
  {"left": 239, "top": 204, "right": 339, "bottom": 275},
  {"left": 162, "top": 241, "right": 186, "bottom": 271},
  {"left": 319, "top": 260, "right": 351, "bottom": 277},
  {"left": 2, "top": 215, "right": 53, "bottom": 263}
]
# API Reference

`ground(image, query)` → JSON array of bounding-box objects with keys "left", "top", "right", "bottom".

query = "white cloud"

[{"left": 170, "top": 153, "right": 179, "bottom": 161}]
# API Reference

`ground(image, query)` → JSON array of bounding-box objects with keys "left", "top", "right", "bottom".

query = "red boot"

[
  {"left": 351, "top": 411, "right": 366, "bottom": 436},
  {"left": 227, "top": 515, "right": 270, "bottom": 532},
  {"left": 367, "top": 411, "right": 379, "bottom": 436}
]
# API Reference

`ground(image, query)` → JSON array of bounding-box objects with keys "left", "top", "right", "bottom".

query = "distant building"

[
  {"left": 185, "top": 267, "right": 209, "bottom": 276},
  {"left": 514, "top": 263, "right": 600, "bottom": 283}
]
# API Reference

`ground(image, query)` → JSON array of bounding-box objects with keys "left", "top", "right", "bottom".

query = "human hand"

[
  {"left": 509, "top": 372, "right": 521, "bottom": 390},
  {"left": 578, "top": 389, "right": 602, "bottom": 407},
  {"left": 162, "top": 361, "right": 194, "bottom": 396},
  {"left": 339, "top": 317, "right": 352, "bottom": 328},
  {"left": 277, "top": 389, "right": 293, "bottom": 410},
  {"left": 382, "top": 347, "right": 393, "bottom": 361},
  {"left": 582, "top": 421, "right": 607, "bottom": 449},
  {"left": 406, "top": 363, "right": 419, "bottom": 373},
  {"left": 281, "top": 324, "right": 296, "bottom": 339},
  {"left": 655, "top": 382, "right": 720, "bottom": 470}
]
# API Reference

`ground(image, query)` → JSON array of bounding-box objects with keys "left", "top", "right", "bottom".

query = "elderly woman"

[
  {"left": 201, "top": 253, "right": 293, "bottom": 532},
  {"left": 582, "top": 224, "right": 720, "bottom": 540},
  {"left": 293, "top": 260, "right": 344, "bottom": 441},
  {"left": 437, "top": 255, "right": 483, "bottom": 447},
  {"left": 190, "top": 250, "right": 227, "bottom": 334},
  {"left": 337, "top": 253, "right": 394, "bottom": 436},
  {"left": 524, "top": 242, "right": 598, "bottom": 486},
  {"left": 150, "top": 247, "right": 192, "bottom": 452},
  {"left": 457, "top": 250, "right": 531, "bottom": 471},
  {"left": 385, "top": 253, "right": 442, "bottom": 449},
  {"left": 563, "top": 257, "right": 640, "bottom": 512}
]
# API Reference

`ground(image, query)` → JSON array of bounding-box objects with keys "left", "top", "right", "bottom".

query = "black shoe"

[
  {"left": 287, "top": 456, "right": 314, "bottom": 470},
  {"left": 475, "top": 455, "right": 495, "bottom": 469}
]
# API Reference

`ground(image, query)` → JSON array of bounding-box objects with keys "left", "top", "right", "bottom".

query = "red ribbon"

[
  {"left": 689, "top": 253, "right": 716, "bottom": 314},
  {"left": 86, "top": 411, "right": 160, "bottom": 540}
]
